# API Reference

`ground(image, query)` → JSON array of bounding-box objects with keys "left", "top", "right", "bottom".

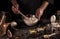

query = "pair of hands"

[{"left": 12, "top": 5, "right": 44, "bottom": 19}]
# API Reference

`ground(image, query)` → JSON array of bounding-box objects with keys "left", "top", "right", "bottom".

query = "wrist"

[
  {"left": 39, "top": 8, "right": 44, "bottom": 12},
  {"left": 13, "top": 4, "right": 19, "bottom": 8}
]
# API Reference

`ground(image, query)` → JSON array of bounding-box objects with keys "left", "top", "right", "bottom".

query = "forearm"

[
  {"left": 35, "top": 1, "right": 49, "bottom": 19},
  {"left": 40, "top": 1, "right": 49, "bottom": 11},
  {"left": 11, "top": 0, "right": 19, "bottom": 7}
]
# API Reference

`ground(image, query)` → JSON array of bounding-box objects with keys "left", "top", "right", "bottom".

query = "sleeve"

[{"left": 45, "top": 0, "right": 54, "bottom": 4}]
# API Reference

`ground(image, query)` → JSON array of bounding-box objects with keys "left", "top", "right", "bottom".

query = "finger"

[
  {"left": 7, "top": 30, "right": 12, "bottom": 38},
  {"left": 35, "top": 11, "right": 39, "bottom": 18},
  {"left": 12, "top": 6, "right": 19, "bottom": 13},
  {"left": 12, "top": 6, "right": 18, "bottom": 11},
  {"left": 12, "top": 7, "right": 16, "bottom": 13},
  {"left": 35, "top": 12, "right": 40, "bottom": 20},
  {"left": 14, "top": 4, "right": 19, "bottom": 9}
]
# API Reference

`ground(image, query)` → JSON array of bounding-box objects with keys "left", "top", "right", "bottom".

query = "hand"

[
  {"left": 0, "top": 23, "right": 10, "bottom": 36},
  {"left": 12, "top": 4, "right": 20, "bottom": 14},
  {"left": 7, "top": 30, "right": 12, "bottom": 38},
  {"left": 35, "top": 8, "right": 44, "bottom": 20}
]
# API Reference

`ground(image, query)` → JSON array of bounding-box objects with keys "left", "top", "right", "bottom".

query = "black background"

[{"left": 0, "top": 0, "right": 60, "bottom": 21}]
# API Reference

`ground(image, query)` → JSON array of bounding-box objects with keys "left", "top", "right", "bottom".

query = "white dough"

[
  {"left": 23, "top": 15, "right": 38, "bottom": 26},
  {"left": 11, "top": 22, "right": 17, "bottom": 26}
]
